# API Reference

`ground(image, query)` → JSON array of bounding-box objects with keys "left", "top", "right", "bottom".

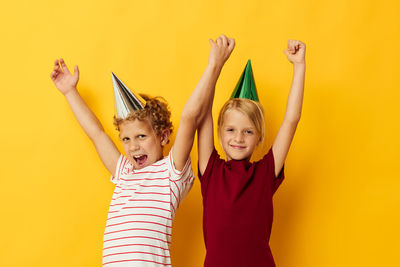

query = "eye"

[
  {"left": 226, "top": 128, "right": 234, "bottom": 132},
  {"left": 245, "top": 130, "right": 254, "bottom": 135},
  {"left": 137, "top": 134, "right": 146, "bottom": 139},
  {"left": 122, "top": 137, "right": 130, "bottom": 142}
]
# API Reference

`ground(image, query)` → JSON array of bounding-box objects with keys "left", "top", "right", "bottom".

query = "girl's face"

[
  {"left": 119, "top": 119, "right": 169, "bottom": 169},
  {"left": 219, "top": 109, "right": 260, "bottom": 161}
]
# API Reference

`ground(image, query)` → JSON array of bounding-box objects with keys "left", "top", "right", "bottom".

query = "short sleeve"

[
  {"left": 110, "top": 154, "right": 129, "bottom": 184},
  {"left": 166, "top": 147, "right": 194, "bottom": 182},
  {"left": 264, "top": 148, "right": 285, "bottom": 193},
  {"left": 198, "top": 147, "right": 220, "bottom": 183}
]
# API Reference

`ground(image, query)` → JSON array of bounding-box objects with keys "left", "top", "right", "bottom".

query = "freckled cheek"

[{"left": 122, "top": 143, "right": 131, "bottom": 153}]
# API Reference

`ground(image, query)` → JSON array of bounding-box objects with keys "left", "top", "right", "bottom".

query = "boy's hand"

[
  {"left": 284, "top": 40, "right": 306, "bottom": 64},
  {"left": 50, "top": 58, "right": 79, "bottom": 95},
  {"left": 208, "top": 34, "right": 235, "bottom": 69}
]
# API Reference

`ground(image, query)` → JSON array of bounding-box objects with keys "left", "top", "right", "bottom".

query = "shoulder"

[
  {"left": 166, "top": 148, "right": 194, "bottom": 182},
  {"left": 199, "top": 147, "right": 225, "bottom": 181},
  {"left": 111, "top": 154, "right": 132, "bottom": 184},
  {"left": 257, "top": 147, "right": 285, "bottom": 192}
]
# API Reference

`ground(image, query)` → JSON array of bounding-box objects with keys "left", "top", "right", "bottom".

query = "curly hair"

[{"left": 113, "top": 94, "right": 173, "bottom": 143}]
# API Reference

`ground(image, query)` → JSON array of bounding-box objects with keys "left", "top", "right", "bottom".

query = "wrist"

[
  {"left": 293, "top": 61, "right": 305, "bottom": 66},
  {"left": 63, "top": 86, "right": 78, "bottom": 97},
  {"left": 207, "top": 61, "right": 223, "bottom": 72},
  {"left": 293, "top": 62, "right": 306, "bottom": 70}
]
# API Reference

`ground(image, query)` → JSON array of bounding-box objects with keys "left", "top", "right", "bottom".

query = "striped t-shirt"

[{"left": 103, "top": 149, "right": 194, "bottom": 266}]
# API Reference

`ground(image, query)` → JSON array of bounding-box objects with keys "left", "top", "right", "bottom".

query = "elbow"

[
  {"left": 89, "top": 127, "right": 107, "bottom": 143},
  {"left": 181, "top": 106, "right": 202, "bottom": 124},
  {"left": 181, "top": 111, "right": 201, "bottom": 126},
  {"left": 284, "top": 115, "right": 301, "bottom": 125}
]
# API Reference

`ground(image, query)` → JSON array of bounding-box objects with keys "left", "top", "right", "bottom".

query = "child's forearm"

[
  {"left": 283, "top": 63, "right": 305, "bottom": 123},
  {"left": 64, "top": 88, "right": 106, "bottom": 140},
  {"left": 181, "top": 63, "right": 222, "bottom": 125},
  {"left": 171, "top": 63, "right": 222, "bottom": 171}
]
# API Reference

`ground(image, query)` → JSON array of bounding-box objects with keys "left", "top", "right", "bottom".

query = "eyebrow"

[{"left": 224, "top": 124, "right": 255, "bottom": 130}]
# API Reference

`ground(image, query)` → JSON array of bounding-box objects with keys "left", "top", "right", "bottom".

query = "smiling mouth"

[
  {"left": 133, "top": 155, "right": 148, "bottom": 167},
  {"left": 230, "top": 144, "right": 246, "bottom": 150}
]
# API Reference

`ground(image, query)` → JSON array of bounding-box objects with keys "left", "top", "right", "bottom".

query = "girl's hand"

[
  {"left": 208, "top": 34, "right": 235, "bottom": 69},
  {"left": 50, "top": 58, "right": 79, "bottom": 95},
  {"left": 284, "top": 40, "right": 306, "bottom": 64}
]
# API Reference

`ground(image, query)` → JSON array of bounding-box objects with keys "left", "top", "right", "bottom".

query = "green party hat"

[{"left": 231, "top": 60, "right": 259, "bottom": 101}]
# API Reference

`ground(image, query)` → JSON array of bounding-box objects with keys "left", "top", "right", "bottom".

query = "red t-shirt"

[{"left": 199, "top": 147, "right": 284, "bottom": 267}]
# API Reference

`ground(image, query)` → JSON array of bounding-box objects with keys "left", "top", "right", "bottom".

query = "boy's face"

[
  {"left": 119, "top": 119, "right": 169, "bottom": 170},
  {"left": 219, "top": 109, "right": 260, "bottom": 161}
]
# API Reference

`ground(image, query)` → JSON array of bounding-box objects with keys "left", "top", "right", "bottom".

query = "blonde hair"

[
  {"left": 113, "top": 94, "right": 173, "bottom": 144},
  {"left": 217, "top": 98, "right": 265, "bottom": 144}
]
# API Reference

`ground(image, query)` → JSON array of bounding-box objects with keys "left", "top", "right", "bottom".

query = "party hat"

[
  {"left": 231, "top": 60, "right": 259, "bottom": 101},
  {"left": 111, "top": 72, "right": 146, "bottom": 119}
]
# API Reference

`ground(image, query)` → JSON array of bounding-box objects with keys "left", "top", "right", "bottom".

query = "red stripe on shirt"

[
  {"left": 110, "top": 203, "right": 125, "bottom": 207},
  {"left": 139, "top": 184, "right": 170, "bottom": 188},
  {"left": 133, "top": 169, "right": 168, "bottom": 175},
  {"left": 104, "top": 227, "right": 172, "bottom": 236},
  {"left": 103, "top": 250, "right": 171, "bottom": 258},
  {"left": 128, "top": 199, "right": 170, "bottom": 204},
  {"left": 103, "top": 259, "right": 171, "bottom": 266},
  {"left": 122, "top": 206, "right": 170, "bottom": 212},
  {"left": 151, "top": 163, "right": 166, "bottom": 167},
  {"left": 135, "top": 192, "right": 169, "bottom": 195},
  {"left": 169, "top": 154, "right": 181, "bottom": 176},
  {"left": 172, "top": 180, "right": 181, "bottom": 202},
  {"left": 103, "top": 243, "right": 169, "bottom": 251},
  {"left": 107, "top": 213, "right": 171, "bottom": 221},
  {"left": 170, "top": 189, "right": 178, "bottom": 205},
  {"left": 121, "top": 177, "right": 169, "bottom": 182},
  {"left": 106, "top": 220, "right": 172, "bottom": 229},
  {"left": 103, "top": 235, "right": 171, "bottom": 244}
]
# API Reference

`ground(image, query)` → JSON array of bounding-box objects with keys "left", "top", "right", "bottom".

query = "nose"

[
  {"left": 234, "top": 132, "right": 245, "bottom": 143},
  {"left": 129, "top": 140, "right": 140, "bottom": 151}
]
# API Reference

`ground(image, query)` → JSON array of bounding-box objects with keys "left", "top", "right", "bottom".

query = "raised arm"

[
  {"left": 50, "top": 59, "right": 120, "bottom": 175},
  {"left": 272, "top": 40, "right": 306, "bottom": 177},
  {"left": 173, "top": 35, "right": 235, "bottom": 172}
]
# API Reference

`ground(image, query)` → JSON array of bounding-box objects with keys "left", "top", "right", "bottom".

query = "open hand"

[
  {"left": 208, "top": 34, "right": 235, "bottom": 69},
  {"left": 284, "top": 40, "right": 306, "bottom": 64},
  {"left": 50, "top": 58, "right": 79, "bottom": 95}
]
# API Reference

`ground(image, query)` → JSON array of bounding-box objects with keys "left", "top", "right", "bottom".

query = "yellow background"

[{"left": 1, "top": 0, "right": 399, "bottom": 266}]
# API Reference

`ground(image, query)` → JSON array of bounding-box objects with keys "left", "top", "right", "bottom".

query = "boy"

[{"left": 50, "top": 34, "right": 234, "bottom": 266}]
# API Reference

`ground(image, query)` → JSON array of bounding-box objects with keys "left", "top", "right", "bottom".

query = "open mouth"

[{"left": 133, "top": 154, "right": 148, "bottom": 167}]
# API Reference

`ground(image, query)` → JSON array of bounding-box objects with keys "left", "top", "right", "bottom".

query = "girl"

[{"left": 195, "top": 36, "right": 305, "bottom": 266}]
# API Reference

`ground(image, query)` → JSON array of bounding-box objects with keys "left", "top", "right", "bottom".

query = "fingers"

[
  {"left": 228, "top": 38, "right": 235, "bottom": 52},
  {"left": 287, "top": 40, "right": 304, "bottom": 54},
  {"left": 209, "top": 35, "right": 235, "bottom": 64},
  {"left": 51, "top": 59, "right": 61, "bottom": 80},
  {"left": 213, "top": 34, "right": 234, "bottom": 49},
  {"left": 59, "top": 58, "right": 71, "bottom": 74},
  {"left": 287, "top": 40, "right": 295, "bottom": 54},
  {"left": 74, "top": 65, "right": 80, "bottom": 79},
  {"left": 283, "top": 49, "right": 289, "bottom": 57},
  {"left": 297, "top": 40, "right": 306, "bottom": 51},
  {"left": 216, "top": 34, "right": 230, "bottom": 47},
  {"left": 50, "top": 71, "right": 56, "bottom": 80},
  {"left": 220, "top": 34, "right": 228, "bottom": 47},
  {"left": 216, "top": 35, "right": 223, "bottom": 46},
  {"left": 53, "top": 59, "right": 61, "bottom": 72},
  {"left": 209, "top": 38, "right": 217, "bottom": 48}
]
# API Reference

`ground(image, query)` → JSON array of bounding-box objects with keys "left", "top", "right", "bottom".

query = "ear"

[{"left": 159, "top": 129, "right": 171, "bottom": 146}]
